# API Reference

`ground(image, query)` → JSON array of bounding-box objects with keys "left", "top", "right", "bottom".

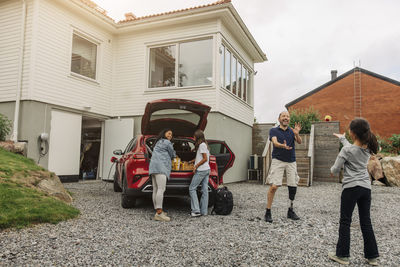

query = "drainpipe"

[{"left": 11, "top": 0, "right": 27, "bottom": 142}]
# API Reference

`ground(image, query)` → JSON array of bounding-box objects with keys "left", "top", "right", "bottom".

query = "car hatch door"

[{"left": 207, "top": 140, "right": 235, "bottom": 182}]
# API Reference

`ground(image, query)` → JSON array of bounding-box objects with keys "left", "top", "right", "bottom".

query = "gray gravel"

[{"left": 1, "top": 181, "right": 399, "bottom": 266}]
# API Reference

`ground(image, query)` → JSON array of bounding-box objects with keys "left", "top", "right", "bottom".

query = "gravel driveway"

[{"left": 1, "top": 181, "right": 399, "bottom": 266}]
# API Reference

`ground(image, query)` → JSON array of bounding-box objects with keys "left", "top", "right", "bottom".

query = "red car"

[{"left": 112, "top": 99, "right": 235, "bottom": 208}]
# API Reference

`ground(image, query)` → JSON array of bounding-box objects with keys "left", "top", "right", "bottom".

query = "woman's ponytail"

[{"left": 367, "top": 131, "right": 378, "bottom": 154}]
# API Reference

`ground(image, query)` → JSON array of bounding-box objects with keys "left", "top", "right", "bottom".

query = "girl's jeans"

[
  {"left": 336, "top": 186, "right": 379, "bottom": 259},
  {"left": 189, "top": 170, "right": 210, "bottom": 215}
]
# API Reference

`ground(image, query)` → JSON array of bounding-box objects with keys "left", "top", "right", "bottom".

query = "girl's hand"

[
  {"left": 193, "top": 165, "right": 197, "bottom": 173},
  {"left": 333, "top": 133, "right": 345, "bottom": 139}
]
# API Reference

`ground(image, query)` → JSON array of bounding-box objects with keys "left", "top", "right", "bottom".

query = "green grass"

[
  {"left": 0, "top": 183, "right": 80, "bottom": 229},
  {"left": 0, "top": 148, "right": 80, "bottom": 229},
  {"left": 0, "top": 148, "right": 44, "bottom": 180}
]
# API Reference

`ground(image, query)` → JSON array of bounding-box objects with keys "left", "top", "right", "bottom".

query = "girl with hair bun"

[{"left": 328, "top": 118, "right": 379, "bottom": 265}]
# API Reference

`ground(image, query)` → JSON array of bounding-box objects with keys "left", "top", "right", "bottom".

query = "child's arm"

[
  {"left": 330, "top": 155, "right": 345, "bottom": 174},
  {"left": 330, "top": 147, "right": 348, "bottom": 174},
  {"left": 193, "top": 153, "right": 208, "bottom": 172},
  {"left": 333, "top": 133, "right": 351, "bottom": 147}
]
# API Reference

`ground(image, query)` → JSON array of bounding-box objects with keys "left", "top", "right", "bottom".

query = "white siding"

[
  {"left": 0, "top": 0, "right": 33, "bottom": 102},
  {"left": 113, "top": 20, "right": 219, "bottom": 116},
  {"left": 218, "top": 89, "right": 254, "bottom": 126},
  {"left": 32, "top": 0, "right": 114, "bottom": 115}
]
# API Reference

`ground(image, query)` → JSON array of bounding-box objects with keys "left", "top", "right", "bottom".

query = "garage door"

[{"left": 48, "top": 110, "right": 82, "bottom": 177}]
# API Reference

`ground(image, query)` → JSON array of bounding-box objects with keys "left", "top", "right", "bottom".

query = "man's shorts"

[{"left": 267, "top": 158, "right": 300, "bottom": 187}]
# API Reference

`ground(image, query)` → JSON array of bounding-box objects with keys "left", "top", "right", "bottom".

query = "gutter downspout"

[{"left": 12, "top": 0, "right": 27, "bottom": 142}]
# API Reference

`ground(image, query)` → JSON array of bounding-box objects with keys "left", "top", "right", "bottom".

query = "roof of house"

[
  {"left": 77, "top": 0, "right": 231, "bottom": 23},
  {"left": 285, "top": 67, "right": 400, "bottom": 108},
  {"left": 118, "top": 0, "right": 231, "bottom": 23},
  {"left": 73, "top": 0, "right": 266, "bottom": 61}
]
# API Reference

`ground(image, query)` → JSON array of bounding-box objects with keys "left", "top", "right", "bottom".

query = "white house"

[{"left": 0, "top": 0, "right": 267, "bottom": 183}]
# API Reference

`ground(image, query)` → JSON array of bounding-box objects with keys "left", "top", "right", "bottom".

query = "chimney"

[
  {"left": 124, "top": 12, "right": 136, "bottom": 21},
  {"left": 331, "top": 70, "right": 338, "bottom": 80}
]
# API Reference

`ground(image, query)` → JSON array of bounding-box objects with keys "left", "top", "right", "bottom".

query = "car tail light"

[
  {"left": 211, "top": 176, "right": 218, "bottom": 184},
  {"left": 133, "top": 174, "right": 143, "bottom": 182},
  {"left": 133, "top": 153, "right": 146, "bottom": 159}
]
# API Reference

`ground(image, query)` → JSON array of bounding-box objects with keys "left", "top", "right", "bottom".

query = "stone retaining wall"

[{"left": 312, "top": 121, "right": 340, "bottom": 182}]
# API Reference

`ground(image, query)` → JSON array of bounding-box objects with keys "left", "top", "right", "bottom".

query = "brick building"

[{"left": 286, "top": 67, "right": 400, "bottom": 137}]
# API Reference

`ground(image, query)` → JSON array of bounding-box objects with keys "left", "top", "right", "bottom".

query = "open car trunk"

[
  {"left": 141, "top": 99, "right": 211, "bottom": 137},
  {"left": 145, "top": 137, "right": 196, "bottom": 172}
]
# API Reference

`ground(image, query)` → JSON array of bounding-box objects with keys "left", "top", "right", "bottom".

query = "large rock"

[
  {"left": 37, "top": 175, "right": 73, "bottom": 203},
  {"left": 0, "top": 141, "right": 27, "bottom": 156},
  {"left": 11, "top": 171, "right": 73, "bottom": 203},
  {"left": 381, "top": 156, "right": 400, "bottom": 187},
  {"left": 368, "top": 155, "right": 384, "bottom": 180}
]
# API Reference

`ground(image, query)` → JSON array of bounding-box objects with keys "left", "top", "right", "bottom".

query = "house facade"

[
  {"left": 286, "top": 68, "right": 400, "bottom": 138},
  {"left": 0, "top": 0, "right": 267, "bottom": 183}
]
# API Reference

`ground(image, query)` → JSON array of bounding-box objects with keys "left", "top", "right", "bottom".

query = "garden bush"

[
  {"left": 0, "top": 113, "right": 12, "bottom": 141},
  {"left": 289, "top": 107, "right": 321, "bottom": 134}
]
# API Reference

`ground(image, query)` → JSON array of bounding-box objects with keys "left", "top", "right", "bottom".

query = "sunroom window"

[
  {"left": 71, "top": 33, "right": 97, "bottom": 80},
  {"left": 149, "top": 45, "right": 176, "bottom": 88},
  {"left": 179, "top": 39, "right": 212, "bottom": 87},
  {"left": 220, "top": 44, "right": 251, "bottom": 104},
  {"left": 148, "top": 38, "right": 213, "bottom": 88}
]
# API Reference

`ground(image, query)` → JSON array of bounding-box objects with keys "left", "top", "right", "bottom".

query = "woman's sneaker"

[
  {"left": 328, "top": 252, "right": 349, "bottom": 265},
  {"left": 154, "top": 212, "right": 170, "bottom": 222},
  {"left": 366, "top": 257, "right": 378, "bottom": 266},
  {"left": 191, "top": 212, "right": 201, "bottom": 217}
]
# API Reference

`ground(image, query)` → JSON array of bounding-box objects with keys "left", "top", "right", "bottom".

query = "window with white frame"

[
  {"left": 71, "top": 33, "right": 98, "bottom": 80},
  {"left": 220, "top": 44, "right": 251, "bottom": 104},
  {"left": 149, "top": 38, "right": 213, "bottom": 88}
]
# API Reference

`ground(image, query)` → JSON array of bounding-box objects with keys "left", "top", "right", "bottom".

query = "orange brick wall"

[{"left": 288, "top": 72, "right": 400, "bottom": 138}]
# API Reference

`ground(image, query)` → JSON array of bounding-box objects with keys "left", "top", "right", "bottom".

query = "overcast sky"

[{"left": 96, "top": 0, "right": 400, "bottom": 123}]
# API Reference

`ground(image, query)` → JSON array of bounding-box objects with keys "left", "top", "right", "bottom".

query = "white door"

[
  {"left": 48, "top": 110, "right": 82, "bottom": 176},
  {"left": 101, "top": 118, "right": 134, "bottom": 181}
]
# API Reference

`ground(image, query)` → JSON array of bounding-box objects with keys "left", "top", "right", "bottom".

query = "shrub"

[
  {"left": 376, "top": 135, "right": 400, "bottom": 155},
  {"left": 0, "top": 113, "right": 12, "bottom": 141},
  {"left": 289, "top": 107, "right": 321, "bottom": 134},
  {"left": 389, "top": 134, "right": 400, "bottom": 154}
]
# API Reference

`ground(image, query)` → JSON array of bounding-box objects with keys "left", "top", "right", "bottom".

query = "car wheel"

[
  {"left": 113, "top": 170, "right": 122, "bottom": 192},
  {"left": 121, "top": 172, "right": 136, "bottom": 208}
]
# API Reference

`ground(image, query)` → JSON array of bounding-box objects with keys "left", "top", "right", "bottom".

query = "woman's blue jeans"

[{"left": 189, "top": 170, "right": 210, "bottom": 215}]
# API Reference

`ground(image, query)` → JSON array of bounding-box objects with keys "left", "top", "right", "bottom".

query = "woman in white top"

[{"left": 189, "top": 130, "right": 210, "bottom": 217}]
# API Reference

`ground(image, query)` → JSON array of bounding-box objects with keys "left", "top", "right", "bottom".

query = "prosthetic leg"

[{"left": 287, "top": 186, "right": 300, "bottom": 220}]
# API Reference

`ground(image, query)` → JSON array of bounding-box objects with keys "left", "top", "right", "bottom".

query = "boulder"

[
  {"left": 37, "top": 175, "right": 73, "bottom": 203},
  {"left": 11, "top": 171, "right": 72, "bottom": 203},
  {"left": 0, "top": 141, "right": 27, "bottom": 156},
  {"left": 381, "top": 156, "right": 400, "bottom": 187},
  {"left": 367, "top": 155, "right": 384, "bottom": 180}
]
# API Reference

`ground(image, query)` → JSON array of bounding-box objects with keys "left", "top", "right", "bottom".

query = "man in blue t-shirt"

[{"left": 265, "top": 111, "right": 302, "bottom": 223}]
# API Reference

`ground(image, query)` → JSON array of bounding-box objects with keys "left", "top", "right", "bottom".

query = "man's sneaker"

[
  {"left": 287, "top": 208, "right": 300, "bottom": 220},
  {"left": 366, "top": 257, "right": 378, "bottom": 266},
  {"left": 191, "top": 212, "right": 201, "bottom": 217},
  {"left": 264, "top": 211, "right": 273, "bottom": 223},
  {"left": 154, "top": 212, "right": 170, "bottom": 222},
  {"left": 328, "top": 252, "right": 349, "bottom": 265}
]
